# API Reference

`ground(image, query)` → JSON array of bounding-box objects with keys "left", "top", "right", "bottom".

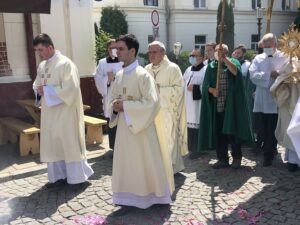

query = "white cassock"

[
  {"left": 145, "top": 56, "right": 188, "bottom": 174},
  {"left": 109, "top": 60, "right": 172, "bottom": 209},
  {"left": 33, "top": 51, "right": 94, "bottom": 184},
  {"left": 94, "top": 57, "right": 123, "bottom": 118},
  {"left": 287, "top": 97, "right": 300, "bottom": 162}
]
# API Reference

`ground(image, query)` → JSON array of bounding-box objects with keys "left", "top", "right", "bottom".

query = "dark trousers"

[
  {"left": 216, "top": 112, "right": 242, "bottom": 162},
  {"left": 106, "top": 118, "right": 117, "bottom": 150},
  {"left": 253, "top": 112, "right": 264, "bottom": 149},
  {"left": 255, "top": 113, "right": 278, "bottom": 160},
  {"left": 188, "top": 127, "right": 199, "bottom": 153}
]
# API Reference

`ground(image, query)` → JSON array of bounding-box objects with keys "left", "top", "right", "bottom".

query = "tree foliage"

[
  {"left": 95, "top": 29, "right": 113, "bottom": 63},
  {"left": 100, "top": 6, "right": 128, "bottom": 38},
  {"left": 216, "top": 0, "right": 235, "bottom": 53}
]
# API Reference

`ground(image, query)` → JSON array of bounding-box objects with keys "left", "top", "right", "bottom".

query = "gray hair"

[
  {"left": 262, "top": 33, "right": 277, "bottom": 45},
  {"left": 148, "top": 41, "right": 166, "bottom": 52}
]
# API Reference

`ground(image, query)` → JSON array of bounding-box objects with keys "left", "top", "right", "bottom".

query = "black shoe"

[
  {"left": 287, "top": 163, "right": 298, "bottom": 172},
  {"left": 189, "top": 152, "right": 201, "bottom": 159},
  {"left": 68, "top": 181, "right": 91, "bottom": 190},
  {"left": 212, "top": 161, "right": 229, "bottom": 169},
  {"left": 231, "top": 159, "right": 241, "bottom": 169},
  {"left": 263, "top": 158, "right": 273, "bottom": 167}
]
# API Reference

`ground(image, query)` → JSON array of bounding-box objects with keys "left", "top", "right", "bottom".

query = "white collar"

[
  {"left": 47, "top": 50, "right": 61, "bottom": 63},
  {"left": 123, "top": 60, "right": 139, "bottom": 75}
]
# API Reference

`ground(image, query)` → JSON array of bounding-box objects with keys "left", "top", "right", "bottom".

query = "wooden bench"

[
  {"left": 84, "top": 115, "right": 107, "bottom": 145},
  {"left": 0, "top": 117, "right": 40, "bottom": 156}
]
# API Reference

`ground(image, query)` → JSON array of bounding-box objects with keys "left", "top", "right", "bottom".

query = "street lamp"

[
  {"left": 256, "top": 7, "right": 264, "bottom": 42},
  {"left": 173, "top": 42, "right": 182, "bottom": 64}
]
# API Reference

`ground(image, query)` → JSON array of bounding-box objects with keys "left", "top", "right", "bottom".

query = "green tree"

[
  {"left": 216, "top": 0, "right": 234, "bottom": 53},
  {"left": 95, "top": 29, "right": 113, "bottom": 63},
  {"left": 100, "top": 6, "right": 128, "bottom": 38}
]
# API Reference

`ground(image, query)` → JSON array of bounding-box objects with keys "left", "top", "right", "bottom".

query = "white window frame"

[
  {"left": 251, "top": 34, "right": 259, "bottom": 51},
  {"left": 144, "top": 0, "right": 158, "bottom": 7},
  {"left": 194, "top": 0, "right": 206, "bottom": 9},
  {"left": 194, "top": 35, "right": 206, "bottom": 51},
  {"left": 282, "top": 0, "right": 291, "bottom": 11}
]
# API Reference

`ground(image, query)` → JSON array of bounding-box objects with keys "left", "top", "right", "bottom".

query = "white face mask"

[
  {"left": 263, "top": 48, "right": 274, "bottom": 56},
  {"left": 111, "top": 48, "right": 117, "bottom": 58}
]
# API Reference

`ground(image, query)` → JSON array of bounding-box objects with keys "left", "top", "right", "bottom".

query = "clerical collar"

[
  {"left": 191, "top": 62, "right": 205, "bottom": 71},
  {"left": 123, "top": 60, "right": 139, "bottom": 75},
  {"left": 47, "top": 50, "right": 60, "bottom": 63},
  {"left": 106, "top": 57, "right": 119, "bottom": 63}
]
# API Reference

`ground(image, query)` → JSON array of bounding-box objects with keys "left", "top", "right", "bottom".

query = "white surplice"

[
  {"left": 183, "top": 65, "right": 207, "bottom": 128},
  {"left": 94, "top": 57, "right": 123, "bottom": 118}
]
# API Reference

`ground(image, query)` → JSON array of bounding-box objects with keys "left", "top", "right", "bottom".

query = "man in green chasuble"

[{"left": 197, "top": 44, "right": 253, "bottom": 169}]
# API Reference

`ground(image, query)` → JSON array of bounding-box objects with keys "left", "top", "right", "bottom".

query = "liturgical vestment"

[
  {"left": 145, "top": 56, "right": 188, "bottom": 174},
  {"left": 109, "top": 60, "right": 172, "bottom": 209},
  {"left": 33, "top": 51, "right": 93, "bottom": 184}
]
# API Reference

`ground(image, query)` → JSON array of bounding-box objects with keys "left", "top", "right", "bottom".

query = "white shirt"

[
  {"left": 241, "top": 60, "right": 251, "bottom": 77},
  {"left": 249, "top": 50, "right": 289, "bottom": 113}
]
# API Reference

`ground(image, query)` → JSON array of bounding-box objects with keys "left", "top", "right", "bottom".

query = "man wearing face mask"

[
  {"left": 249, "top": 33, "right": 289, "bottom": 167},
  {"left": 95, "top": 39, "right": 123, "bottom": 151},
  {"left": 197, "top": 44, "right": 253, "bottom": 169},
  {"left": 183, "top": 49, "right": 207, "bottom": 159}
]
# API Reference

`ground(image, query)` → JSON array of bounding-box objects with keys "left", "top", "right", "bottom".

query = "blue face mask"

[{"left": 189, "top": 56, "right": 197, "bottom": 66}]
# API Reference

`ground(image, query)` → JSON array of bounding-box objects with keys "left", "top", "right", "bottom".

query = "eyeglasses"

[{"left": 189, "top": 55, "right": 201, "bottom": 57}]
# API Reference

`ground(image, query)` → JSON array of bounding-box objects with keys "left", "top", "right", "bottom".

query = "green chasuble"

[{"left": 197, "top": 58, "right": 254, "bottom": 153}]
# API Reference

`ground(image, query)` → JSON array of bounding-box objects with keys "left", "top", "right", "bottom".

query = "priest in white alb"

[
  {"left": 33, "top": 33, "right": 94, "bottom": 187},
  {"left": 109, "top": 34, "right": 173, "bottom": 211}
]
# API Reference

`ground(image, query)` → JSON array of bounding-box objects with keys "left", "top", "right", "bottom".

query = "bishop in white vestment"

[
  {"left": 145, "top": 41, "right": 188, "bottom": 174},
  {"left": 33, "top": 34, "right": 94, "bottom": 185}
]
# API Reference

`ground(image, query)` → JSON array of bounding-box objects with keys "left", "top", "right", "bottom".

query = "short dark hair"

[
  {"left": 116, "top": 34, "right": 139, "bottom": 57},
  {"left": 234, "top": 44, "right": 247, "bottom": 54},
  {"left": 33, "top": 33, "right": 54, "bottom": 47}
]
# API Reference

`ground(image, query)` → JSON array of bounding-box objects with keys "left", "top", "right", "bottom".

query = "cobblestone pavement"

[{"left": 1, "top": 137, "right": 300, "bottom": 225}]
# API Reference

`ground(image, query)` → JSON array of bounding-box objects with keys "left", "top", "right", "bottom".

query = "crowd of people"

[{"left": 32, "top": 32, "right": 300, "bottom": 214}]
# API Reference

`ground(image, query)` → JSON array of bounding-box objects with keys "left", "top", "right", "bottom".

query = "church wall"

[{"left": 40, "top": 0, "right": 95, "bottom": 78}]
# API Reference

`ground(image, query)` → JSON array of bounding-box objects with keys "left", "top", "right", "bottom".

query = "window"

[
  {"left": 195, "top": 35, "right": 206, "bottom": 51},
  {"left": 144, "top": 0, "right": 158, "bottom": 6},
  {"left": 282, "top": 0, "right": 291, "bottom": 10},
  {"left": 252, "top": 0, "right": 262, "bottom": 9},
  {"left": 251, "top": 34, "right": 259, "bottom": 50},
  {"left": 194, "top": 0, "right": 206, "bottom": 8},
  {"left": 148, "top": 35, "right": 154, "bottom": 44}
]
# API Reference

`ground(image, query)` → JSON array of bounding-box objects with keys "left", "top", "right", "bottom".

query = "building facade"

[
  {"left": 94, "top": 0, "right": 298, "bottom": 53},
  {"left": 0, "top": 0, "right": 100, "bottom": 119}
]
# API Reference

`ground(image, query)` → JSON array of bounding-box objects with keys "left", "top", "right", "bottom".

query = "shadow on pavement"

[
  {"left": 105, "top": 204, "right": 172, "bottom": 225},
  {"left": 0, "top": 181, "right": 90, "bottom": 224}
]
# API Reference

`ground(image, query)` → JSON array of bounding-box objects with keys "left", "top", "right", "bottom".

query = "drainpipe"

[{"left": 165, "top": 0, "right": 170, "bottom": 52}]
